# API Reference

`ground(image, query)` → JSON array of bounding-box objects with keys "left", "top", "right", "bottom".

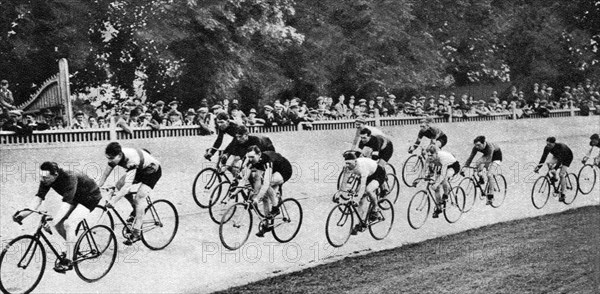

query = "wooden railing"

[{"left": 1, "top": 108, "right": 596, "bottom": 146}]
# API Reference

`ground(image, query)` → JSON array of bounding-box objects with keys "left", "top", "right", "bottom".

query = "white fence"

[{"left": 1, "top": 108, "right": 596, "bottom": 147}]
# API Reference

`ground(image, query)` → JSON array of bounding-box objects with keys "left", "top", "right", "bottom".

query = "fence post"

[
  {"left": 569, "top": 101, "right": 575, "bottom": 117},
  {"left": 447, "top": 105, "right": 453, "bottom": 123},
  {"left": 511, "top": 103, "right": 517, "bottom": 120},
  {"left": 297, "top": 122, "right": 303, "bottom": 131},
  {"left": 374, "top": 109, "right": 381, "bottom": 127},
  {"left": 109, "top": 112, "right": 117, "bottom": 141}
]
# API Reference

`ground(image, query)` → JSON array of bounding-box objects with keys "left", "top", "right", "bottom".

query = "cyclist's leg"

[
  {"left": 594, "top": 156, "right": 600, "bottom": 167},
  {"left": 558, "top": 165, "right": 568, "bottom": 196},
  {"left": 227, "top": 155, "right": 243, "bottom": 178},
  {"left": 365, "top": 180, "right": 380, "bottom": 215},
  {"left": 547, "top": 155, "right": 558, "bottom": 181},
  {"left": 132, "top": 184, "right": 152, "bottom": 237},
  {"left": 378, "top": 143, "right": 393, "bottom": 191},
  {"left": 475, "top": 158, "right": 486, "bottom": 184},
  {"left": 51, "top": 202, "right": 77, "bottom": 262},
  {"left": 62, "top": 205, "right": 90, "bottom": 260},
  {"left": 269, "top": 172, "right": 284, "bottom": 208}
]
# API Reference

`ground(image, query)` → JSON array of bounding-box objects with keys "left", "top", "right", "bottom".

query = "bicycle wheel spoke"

[
  {"left": 0, "top": 236, "right": 46, "bottom": 294},
  {"left": 272, "top": 199, "right": 303, "bottom": 243},
  {"left": 73, "top": 225, "right": 117, "bottom": 283},
  {"left": 141, "top": 200, "right": 179, "bottom": 250},
  {"left": 209, "top": 182, "right": 237, "bottom": 224}
]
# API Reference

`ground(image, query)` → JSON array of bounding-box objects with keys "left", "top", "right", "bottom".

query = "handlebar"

[{"left": 13, "top": 209, "right": 52, "bottom": 225}]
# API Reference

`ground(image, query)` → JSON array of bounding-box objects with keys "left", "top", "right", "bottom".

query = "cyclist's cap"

[
  {"left": 235, "top": 125, "right": 249, "bottom": 135},
  {"left": 343, "top": 152, "right": 357, "bottom": 161},
  {"left": 355, "top": 117, "right": 366, "bottom": 124},
  {"left": 591, "top": 134, "right": 599, "bottom": 140},
  {"left": 216, "top": 112, "right": 229, "bottom": 121}
]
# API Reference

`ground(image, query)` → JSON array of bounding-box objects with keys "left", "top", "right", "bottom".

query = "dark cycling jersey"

[
  {"left": 225, "top": 135, "right": 275, "bottom": 158},
  {"left": 591, "top": 139, "right": 600, "bottom": 148},
  {"left": 464, "top": 142, "right": 502, "bottom": 167},
  {"left": 417, "top": 126, "right": 445, "bottom": 141},
  {"left": 538, "top": 143, "right": 574, "bottom": 167},
  {"left": 358, "top": 135, "right": 393, "bottom": 162},
  {"left": 247, "top": 151, "right": 292, "bottom": 182},
  {"left": 36, "top": 170, "right": 102, "bottom": 211},
  {"left": 212, "top": 120, "right": 243, "bottom": 150}
]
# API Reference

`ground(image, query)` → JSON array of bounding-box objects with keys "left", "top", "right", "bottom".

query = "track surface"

[{"left": 1, "top": 116, "right": 599, "bottom": 293}]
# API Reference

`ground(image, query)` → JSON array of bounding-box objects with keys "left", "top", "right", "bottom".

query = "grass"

[{"left": 216, "top": 206, "right": 600, "bottom": 294}]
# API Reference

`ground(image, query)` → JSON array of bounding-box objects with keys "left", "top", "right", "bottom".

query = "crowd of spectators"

[{"left": 1, "top": 78, "right": 599, "bottom": 135}]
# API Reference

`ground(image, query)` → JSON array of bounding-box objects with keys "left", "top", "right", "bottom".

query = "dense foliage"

[{"left": 0, "top": 0, "right": 598, "bottom": 109}]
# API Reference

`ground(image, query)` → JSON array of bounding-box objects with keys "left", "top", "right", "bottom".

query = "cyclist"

[
  {"left": 13, "top": 162, "right": 102, "bottom": 273},
  {"left": 222, "top": 125, "right": 275, "bottom": 178},
  {"left": 582, "top": 133, "right": 600, "bottom": 167},
  {"left": 237, "top": 145, "right": 293, "bottom": 237},
  {"left": 425, "top": 145, "right": 460, "bottom": 218},
  {"left": 534, "top": 137, "right": 573, "bottom": 203},
  {"left": 334, "top": 152, "right": 386, "bottom": 235},
  {"left": 408, "top": 117, "right": 448, "bottom": 153},
  {"left": 97, "top": 142, "right": 162, "bottom": 245},
  {"left": 352, "top": 117, "right": 387, "bottom": 150},
  {"left": 358, "top": 127, "right": 393, "bottom": 192},
  {"left": 462, "top": 135, "right": 503, "bottom": 205},
  {"left": 204, "top": 112, "right": 243, "bottom": 161}
]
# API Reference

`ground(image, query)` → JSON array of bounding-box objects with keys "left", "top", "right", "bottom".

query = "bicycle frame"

[
  {"left": 463, "top": 166, "right": 497, "bottom": 196},
  {"left": 102, "top": 188, "right": 163, "bottom": 232}
]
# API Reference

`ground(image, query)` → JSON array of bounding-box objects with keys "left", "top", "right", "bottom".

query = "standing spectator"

[
  {"left": 246, "top": 108, "right": 265, "bottom": 125},
  {"left": 273, "top": 103, "right": 290, "bottom": 125},
  {"left": 348, "top": 96, "right": 356, "bottom": 112},
  {"left": 168, "top": 100, "right": 181, "bottom": 116},
  {"left": 260, "top": 105, "right": 276, "bottom": 127},
  {"left": 152, "top": 100, "right": 166, "bottom": 124},
  {"left": 97, "top": 116, "right": 108, "bottom": 128},
  {"left": 374, "top": 96, "right": 385, "bottom": 115},
  {"left": 383, "top": 94, "right": 396, "bottom": 116},
  {"left": 167, "top": 110, "right": 183, "bottom": 126},
  {"left": 474, "top": 100, "right": 491, "bottom": 116},
  {"left": 88, "top": 116, "right": 99, "bottom": 128},
  {"left": 230, "top": 104, "right": 248, "bottom": 125},
  {"left": 71, "top": 111, "right": 88, "bottom": 129},
  {"left": 0, "top": 80, "right": 15, "bottom": 110},
  {"left": 546, "top": 87, "right": 555, "bottom": 101},
  {"left": 184, "top": 109, "right": 197, "bottom": 125},
  {"left": 334, "top": 95, "right": 348, "bottom": 119},
  {"left": 116, "top": 108, "right": 134, "bottom": 134},
  {"left": 196, "top": 107, "right": 214, "bottom": 134}
]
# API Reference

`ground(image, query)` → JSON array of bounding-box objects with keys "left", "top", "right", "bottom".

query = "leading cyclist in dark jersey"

[
  {"left": 204, "top": 112, "right": 243, "bottom": 161},
  {"left": 534, "top": 137, "right": 574, "bottom": 203},
  {"left": 222, "top": 126, "right": 275, "bottom": 175},
  {"left": 463, "top": 135, "right": 503, "bottom": 205},
  {"left": 408, "top": 117, "right": 448, "bottom": 153}
]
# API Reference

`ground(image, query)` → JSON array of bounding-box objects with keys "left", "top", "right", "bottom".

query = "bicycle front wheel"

[
  {"left": 562, "top": 173, "right": 579, "bottom": 205},
  {"left": 489, "top": 174, "right": 507, "bottom": 208},
  {"left": 219, "top": 203, "right": 253, "bottom": 250},
  {"left": 458, "top": 177, "right": 477, "bottom": 213},
  {"left": 192, "top": 168, "right": 222, "bottom": 208},
  {"left": 407, "top": 190, "right": 430, "bottom": 229},
  {"left": 0, "top": 235, "right": 46, "bottom": 294},
  {"left": 369, "top": 199, "right": 394, "bottom": 240},
  {"left": 209, "top": 181, "right": 238, "bottom": 224},
  {"left": 141, "top": 200, "right": 179, "bottom": 250},
  {"left": 444, "top": 186, "right": 465, "bottom": 223},
  {"left": 325, "top": 203, "right": 354, "bottom": 248},
  {"left": 402, "top": 155, "right": 423, "bottom": 187},
  {"left": 531, "top": 176, "right": 550, "bottom": 209},
  {"left": 577, "top": 164, "right": 596, "bottom": 195},
  {"left": 384, "top": 173, "right": 400, "bottom": 204},
  {"left": 385, "top": 162, "right": 397, "bottom": 176},
  {"left": 73, "top": 225, "right": 117, "bottom": 283},
  {"left": 272, "top": 198, "right": 303, "bottom": 243}
]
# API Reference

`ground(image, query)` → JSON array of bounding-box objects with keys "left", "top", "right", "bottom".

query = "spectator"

[
  {"left": 139, "top": 111, "right": 161, "bottom": 129},
  {"left": 414, "top": 103, "right": 425, "bottom": 116},
  {"left": 458, "top": 94, "right": 471, "bottom": 113},
  {"left": 167, "top": 110, "right": 183, "bottom": 126},
  {"left": 184, "top": 109, "right": 197, "bottom": 125},
  {"left": 260, "top": 105, "right": 276, "bottom": 127},
  {"left": 246, "top": 108, "right": 265, "bottom": 125},
  {"left": 3, "top": 110, "right": 32, "bottom": 135},
  {"left": 51, "top": 117, "right": 65, "bottom": 130},
  {"left": 116, "top": 108, "right": 134, "bottom": 134},
  {"left": 347, "top": 96, "right": 355, "bottom": 112},
  {"left": 152, "top": 100, "right": 166, "bottom": 124},
  {"left": 24, "top": 114, "right": 48, "bottom": 131},
  {"left": 474, "top": 100, "right": 491, "bottom": 116},
  {"left": 0, "top": 80, "right": 16, "bottom": 110},
  {"left": 383, "top": 94, "right": 396, "bottom": 116},
  {"left": 97, "top": 116, "right": 108, "bottom": 128},
  {"left": 196, "top": 107, "right": 214, "bottom": 134},
  {"left": 334, "top": 95, "right": 348, "bottom": 119},
  {"left": 537, "top": 100, "right": 550, "bottom": 117},
  {"left": 273, "top": 103, "right": 290, "bottom": 125},
  {"left": 32, "top": 113, "right": 51, "bottom": 131},
  {"left": 96, "top": 102, "right": 110, "bottom": 119},
  {"left": 168, "top": 100, "right": 181, "bottom": 115},
  {"left": 351, "top": 105, "right": 362, "bottom": 119},
  {"left": 230, "top": 104, "right": 248, "bottom": 125},
  {"left": 71, "top": 111, "right": 88, "bottom": 129},
  {"left": 88, "top": 116, "right": 99, "bottom": 129}
]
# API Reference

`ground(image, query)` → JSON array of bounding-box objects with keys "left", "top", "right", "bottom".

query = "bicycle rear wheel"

[
  {"left": 272, "top": 198, "right": 303, "bottom": 243},
  {"left": 402, "top": 155, "right": 423, "bottom": 187},
  {"left": 577, "top": 164, "right": 596, "bottom": 195},
  {"left": 192, "top": 168, "right": 222, "bottom": 208},
  {"left": 73, "top": 225, "right": 117, "bottom": 283},
  {"left": 444, "top": 186, "right": 465, "bottom": 223},
  {"left": 489, "top": 174, "right": 507, "bottom": 208},
  {"left": 325, "top": 203, "right": 354, "bottom": 248},
  {"left": 0, "top": 235, "right": 46, "bottom": 294},
  {"left": 531, "top": 176, "right": 550, "bottom": 209},
  {"left": 459, "top": 177, "right": 477, "bottom": 213},
  {"left": 407, "top": 190, "right": 430, "bottom": 229},
  {"left": 209, "top": 181, "right": 238, "bottom": 224},
  {"left": 219, "top": 203, "right": 253, "bottom": 250},
  {"left": 562, "top": 173, "right": 579, "bottom": 205},
  {"left": 384, "top": 173, "right": 400, "bottom": 204},
  {"left": 385, "top": 163, "right": 397, "bottom": 176},
  {"left": 141, "top": 200, "right": 179, "bottom": 250},
  {"left": 369, "top": 199, "right": 394, "bottom": 240}
]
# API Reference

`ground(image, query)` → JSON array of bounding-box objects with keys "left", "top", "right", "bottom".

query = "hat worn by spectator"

[
  {"left": 133, "top": 97, "right": 141, "bottom": 102},
  {"left": 169, "top": 100, "right": 179, "bottom": 106},
  {"left": 388, "top": 94, "right": 396, "bottom": 99},
  {"left": 249, "top": 108, "right": 257, "bottom": 114},
  {"left": 263, "top": 105, "right": 274, "bottom": 111},
  {"left": 155, "top": 100, "right": 165, "bottom": 106},
  {"left": 211, "top": 104, "right": 223, "bottom": 110},
  {"left": 75, "top": 111, "right": 85, "bottom": 117},
  {"left": 198, "top": 107, "right": 208, "bottom": 113},
  {"left": 274, "top": 103, "right": 284, "bottom": 109},
  {"left": 186, "top": 108, "right": 196, "bottom": 116},
  {"left": 376, "top": 96, "right": 384, "bottom": 101}
]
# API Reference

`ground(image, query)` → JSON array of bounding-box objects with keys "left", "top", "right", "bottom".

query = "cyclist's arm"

[
  {"left": 464, "top": 147, "right": 477, "bottom": 167},
  {"left": 17, "top": 196, "right": 43, "bottom": 219},
  {"left": 479, "top": 144, "right": 494, "bottom": 164},
  {"left": 255, "top": 166, "right": 272, "bottom": 201},
  {"left": 112, "top": 169, "right": 136, "bottom": 204},
  {"left": 98, "top": 165, "right": 115, "bottom": 187},
  {"left": 356, "top": 173, "right": 368, "bottom": 199},
  {"left": 538, "top": 147, "right": 550, "bottom": 166},
  {"left": 413, "top": 130, "right": 425, "bottom": 148},
  {"left": 584, "top": 146, "right": 596, "bottom": 158},
  {"left": 351, "top": 128, "right": 361, "bottom": 150},
  {"left": 435, "top": 165, "right": 448, "bottom": 187},
  {"left": 212, "top": 129, "right": 225, "bottom": 150}
]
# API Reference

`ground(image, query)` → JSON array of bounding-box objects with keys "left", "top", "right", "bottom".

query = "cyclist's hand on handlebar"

[
  {"left": 459, "top": 170, "right": 466, "bottom": 177},
  {"left": 105, "top": 200, "right": 115, "bottom": 209},
  {"left": 582, "top": 156, "right": 589, "bottom": 164},
  {"left": 533, "top": 165, "right": 541, "bottom": 173},
  {"left": 204, "top": 152, "right": 212, "bottom": 161},
  {"left": 12, "top": 212, "right": 24, "bottom": 224},
  {"left": 408, "top": 145, "right": 415, "bottom": 154},
  {"left": 219, "top": 154, "right": 228, "bottom": 165}
]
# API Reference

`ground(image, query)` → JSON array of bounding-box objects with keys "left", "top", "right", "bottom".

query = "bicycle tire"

[
  {"left": 489, "top": 174, "right": 507, "bottom": 208},
  {"left": 219, "top": 203, "right": 253, "bottom": 250},
  {"left": 0, "top": 235, "right": 46, "bottom": 294},
  {"left": 141, "top": 200, "right": 179, "bottom": 250},
  {"left": 325, "top": 203, "right": 354, "bottom": 248},
  {"left": 444, "top": 186, "right": 465, "bottom": 223},
  {"left": 385, "top": 162, "right": 397, "bottom": 176},
  {"left": 384, "top": 173, "right": 400, "bottom": 204},
  {"left": 562, "top": 173, "right": 579, "bottom": 205},
  {"left": 531, "top": 176, "right": 550, "bottom": 209},
  {"left": 76, "top": 205, "right": 115, "bottom": 236},
  {"left": 192, "top": 168, "right": 222, "bottom": 208},
  {"left": 577, "top": 164, "right": 596, "bottom": 195},
  {"left": 73, "top": 225, "right": 117, "bottom": 282},
  {"left": 458, "top": 177, "right": 477, "bottom": 213},
  {"left": 402, "top": 154, "right": 423, "bottom": 187},
  {"left": 407, "top": 190, "right": 430, "bottom": 229},
  {"left": 369, "top": 199, "right": 394, "bottom": 240},
  {"left": 209, "top": 181, "right": 238, "bottom": 224},
  {"left": 272, "top": 198, "right": 303, "bottom": 243}
]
